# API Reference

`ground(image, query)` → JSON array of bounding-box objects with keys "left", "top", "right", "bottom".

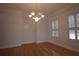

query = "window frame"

[
  {"left": 52, "top": 20, "right": 59, "bottom": 39},
  {"left": 68, "top": 13, "right": 79, "bottom": 40}
]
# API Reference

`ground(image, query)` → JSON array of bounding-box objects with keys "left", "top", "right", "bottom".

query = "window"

[
  {"left": 76, "top": 13, "right": 79, "bottom": 40},
  {"left": 68, "top": 15, "right": 76, "bottom": 40},
  {"left": 68, "top": 13, "right": 79, "bottom": 40},
  {"left": 52, "top": 20, "right": 59, "bottom": 38}
]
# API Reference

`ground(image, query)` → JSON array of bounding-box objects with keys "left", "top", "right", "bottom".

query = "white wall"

[
  {"left": 0, "top": 9, "right": 23, "bottom": 48},
  {"left": 23, "top": 15, "right": 36, "bottom": 44},
  {"left": 36, "top": 17, "right": 48, "bottom": 43}
]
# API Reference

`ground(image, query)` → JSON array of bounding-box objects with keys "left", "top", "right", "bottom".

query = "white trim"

[
  {"left": 36, "top": 40, "right": 47, "bottom": 43},
  {"left": 21, "top": 41, "right": 35, "bottom": 44},
  {"left": 0, "top": 44, "right": 22, "bottom": 49},
  {"left": 0, "top": 41, "right": 35, "bottom": 49}
]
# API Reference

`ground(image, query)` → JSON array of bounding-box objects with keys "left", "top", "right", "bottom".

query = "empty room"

[{"left": 0, "top": 3, "right": 79, "bottom": 56}]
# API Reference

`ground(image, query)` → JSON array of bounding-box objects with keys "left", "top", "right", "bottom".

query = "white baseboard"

[
  {"left": 49, "top": 41, "right": 79, "bottom": 53},
  {"left": 36, "top": 41, "right": 47, "bottom": 43},
  {"left": 22, "top": 41, "right": 35, "bottom": 44},
  {"left": 0, "top": 44, "right": 22, "bottom": 49}
]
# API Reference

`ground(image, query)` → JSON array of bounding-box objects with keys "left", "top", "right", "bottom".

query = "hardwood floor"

[{"left": 0, "top": 42, "right": 79, "bottom": 56}]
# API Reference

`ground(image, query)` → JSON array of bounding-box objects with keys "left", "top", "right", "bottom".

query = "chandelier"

[{"left": 28, "top": 12, "right": 45, "bottom": 22}]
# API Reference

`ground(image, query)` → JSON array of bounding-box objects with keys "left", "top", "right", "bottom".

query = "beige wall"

[
  {"left": 48, "top": 6, "right": 79, "bottom": 52},
  {"left": 0, "top": 9, "right": 23, "bottom": 48}
]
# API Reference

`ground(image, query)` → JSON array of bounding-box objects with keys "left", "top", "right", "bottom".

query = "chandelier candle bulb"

[
  {"left": 31, "top": 12, "right": 35, "bottom": 15},
  {"left": 41, "top": 15, "right": 45, "bottom": 18},
  {"left": 29, "top": 15, "right": 32, "bottom": 18}
]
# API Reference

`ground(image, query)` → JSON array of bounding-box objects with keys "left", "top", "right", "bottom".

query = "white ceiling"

[{"left": 0, "top": 3, "right": 78, "bottom": 15}]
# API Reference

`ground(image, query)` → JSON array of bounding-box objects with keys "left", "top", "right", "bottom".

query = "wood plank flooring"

[{"left": 0, "top": 42, "right": 79, "bottom": 56}]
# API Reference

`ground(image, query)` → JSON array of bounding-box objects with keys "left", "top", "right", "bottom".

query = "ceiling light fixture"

[{"left": 28, "top": 12, "right": 45, "bottom": 22}]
